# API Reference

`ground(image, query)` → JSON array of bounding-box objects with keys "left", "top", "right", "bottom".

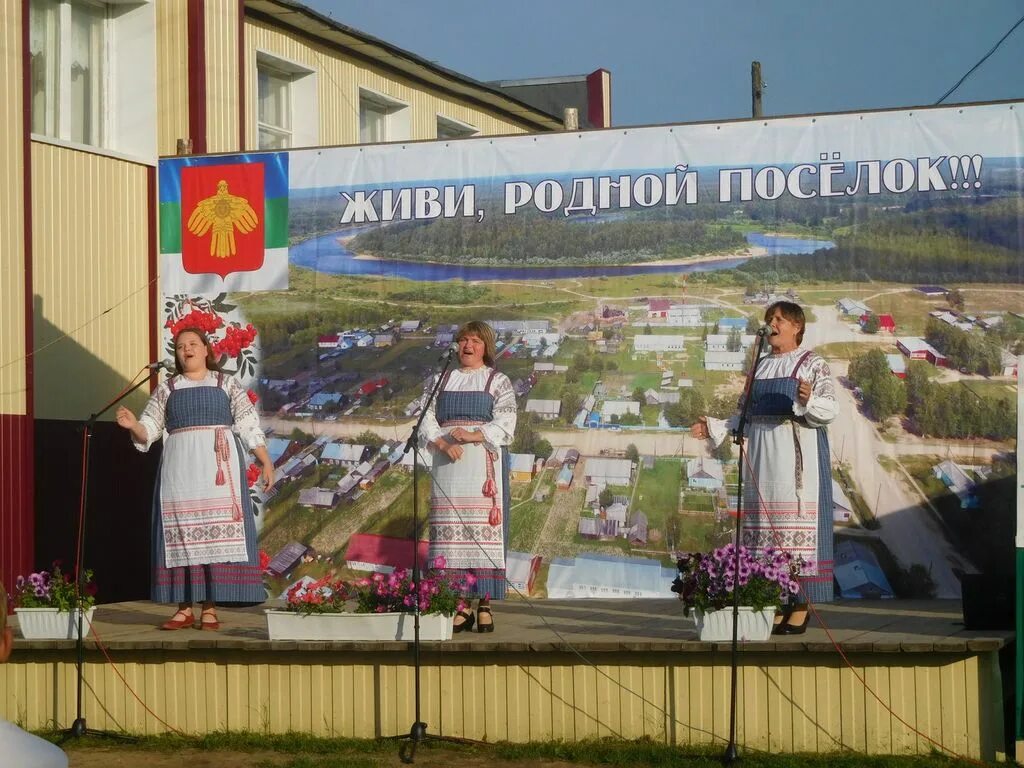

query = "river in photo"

[{"left": 289, "top": 231, "right": 834, "bottom": 283}]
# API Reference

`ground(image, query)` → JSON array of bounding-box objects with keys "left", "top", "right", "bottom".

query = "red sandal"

[
  {"left": 197, "top": 608, "right": 220, "bottom": 631},
  {"left": 160, "top": 608, "right": 194, "bottom": 631}
]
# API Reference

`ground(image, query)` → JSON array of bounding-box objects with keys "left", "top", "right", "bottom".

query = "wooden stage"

[{"left": 2, "top": 599, "right": 1012, "bottom": 760}]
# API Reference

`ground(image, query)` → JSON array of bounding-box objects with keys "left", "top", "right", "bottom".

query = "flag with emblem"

[{"left": 159, "top": 153, "right": 289, "bottom": 292}]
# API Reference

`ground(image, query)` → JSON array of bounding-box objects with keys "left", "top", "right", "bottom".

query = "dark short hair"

[
  {"left": 172, "top": 328, "right": 222, "bottom": 375},
  {"left": 455, "top": 321, "right": 498, "bottom": 366},
  {"left": 764, "top": 301, "right": 806, "bottom": 344}
]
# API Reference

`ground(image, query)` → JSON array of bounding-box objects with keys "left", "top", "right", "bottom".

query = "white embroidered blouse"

[
  {"left": 706, "top": 347, "right": 838, "bottom": 445},
  {"left": 418, "top": 366, "right": 517, "bottom": 453},
  {"left": 131, "top": 372, "right": 267, "bottom": 452}
]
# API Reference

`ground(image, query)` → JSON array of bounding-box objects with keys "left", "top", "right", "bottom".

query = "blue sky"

[{"left": 304, "top": 0, "right": 1024, "bottom": 127}]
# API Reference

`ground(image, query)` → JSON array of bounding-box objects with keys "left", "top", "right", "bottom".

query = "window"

[
  {"left": 359, "top": 89, "right": 410, "bottom": 144},
  {"left": 29, "top": 0, "right": 156, "bottom": 160},
  {"left": 256, "top": 53, "right": 317, "bottom": 150},
  {"left": 436, "top": 115, "right": 478, "bottom": 140},
  {"left": 31, "top": 0, "right": 106, "bottom": 146},
  {"left": 359, "top": 99, "right": 386, "bottom": 144},
  {"left": 257, "top": 66, "right": 292, "bottom": 149}
]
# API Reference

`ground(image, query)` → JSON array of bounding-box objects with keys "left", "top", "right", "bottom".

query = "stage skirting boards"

[{"left": 0, "top": 600, "right": 1010, "bottom": 761}]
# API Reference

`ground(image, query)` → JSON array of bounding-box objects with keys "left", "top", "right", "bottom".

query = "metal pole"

[
  {"left": 751, "top": 62, "right": 763, "bottom": 119},
  {"left": 723, "top": 332, "right": 770, "bottom": 764},
  {"left": 1015, "top": 355, "right": 1023, "bottom": 761}
]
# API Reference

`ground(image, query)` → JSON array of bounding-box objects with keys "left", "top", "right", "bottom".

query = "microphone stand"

[
  {"left": 61, "top": 369, "right": 158, "bottom": 742},
  {"left": 396, "top": 348, "right": 460, "bottom": 764},
  {"left": 722, "top": 329, "right": 771, "bottom": 765}
]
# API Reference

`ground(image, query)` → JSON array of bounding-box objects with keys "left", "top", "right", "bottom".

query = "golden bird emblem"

[{"left": 186, "top": 179, "right": 259, "bottom": 258}]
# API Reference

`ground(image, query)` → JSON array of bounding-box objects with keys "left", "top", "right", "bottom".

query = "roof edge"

[{"left": 246, "top": 0, "right": 564, "bottom": 129}]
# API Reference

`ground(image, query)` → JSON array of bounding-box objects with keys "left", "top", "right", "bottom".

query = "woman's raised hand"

[{"left": 115, "top": 406, "right": 138, "bottom": 430}]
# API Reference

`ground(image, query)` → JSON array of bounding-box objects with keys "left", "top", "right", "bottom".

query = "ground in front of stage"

[
  {"left": 64, "top": 744, "right": 543, "bottom": 768},
  {"left": 59, "top": 737, "right": 986, "bottom": 768}
]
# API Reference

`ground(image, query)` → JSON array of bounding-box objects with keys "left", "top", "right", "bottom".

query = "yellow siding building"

[{"left": 0, "top": 0, "right": 563, "bottom": 599}]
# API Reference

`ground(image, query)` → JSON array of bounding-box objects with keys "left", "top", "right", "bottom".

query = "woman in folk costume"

[
  {"left": 692, "top": 301, "right": 837, "bottom": 633},
  {"left": 420, "top": 321, "right": 516, "bottom": 633},
  {"left": 116, "top": 327, "right": 273, "bottom": 631}
]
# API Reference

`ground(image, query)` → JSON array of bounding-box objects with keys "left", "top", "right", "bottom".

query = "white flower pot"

[
  {"left": 15, "top": 607, "right": 96, "bottom": 640},
  {"left": 265, "top": 610, "right": 454, "bottom": 641},
  {"left": 692, "top": 606, "right": 776, "bottom": 642}
]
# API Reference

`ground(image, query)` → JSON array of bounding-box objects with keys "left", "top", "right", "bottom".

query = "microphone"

[
  {"left": 438, "top": 342, "right": 459, "bottom": 362},
  {"left": 756, "top": 324, "right": 777, "bottom": 337},
  {"left": 147, "top": 358, "right": 175, "bottom": 371}
]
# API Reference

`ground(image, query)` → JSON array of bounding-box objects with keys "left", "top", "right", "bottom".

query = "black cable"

[{"left": 935, "top": 12, "right": 1024, "bottom": 104}]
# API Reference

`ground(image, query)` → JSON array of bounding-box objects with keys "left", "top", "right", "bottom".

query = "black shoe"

[
  {"left": 453, "top": 609, "right": 475, "bottom": 633},
  {"left": 777, "top": 622, "right": 808, "bottom": 635},
  {"left": 771, "top": 605, "right": 794, "bottom": 636},
  {"left": 476, "top": 604, "right": 494, "bottom": 633},
  {"left": 777, "top": 604, "right": 809, "bottom": 635}
]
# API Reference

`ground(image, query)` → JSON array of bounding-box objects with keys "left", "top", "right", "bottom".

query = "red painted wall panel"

[
  {"left": 586, "top": 69, "right": 611, "bottom": 129},
  {"left": 0, "top": 415, "right": 34, "bottom": 593}
]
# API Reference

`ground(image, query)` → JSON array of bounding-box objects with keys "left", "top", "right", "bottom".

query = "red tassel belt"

[{"left": 168, "top": 424, "right": 242, "bottom": 522}]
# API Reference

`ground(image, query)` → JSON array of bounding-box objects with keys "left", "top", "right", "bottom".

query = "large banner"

[{"left": 159, "top": 101, "right": 1023, "bottom": 601}]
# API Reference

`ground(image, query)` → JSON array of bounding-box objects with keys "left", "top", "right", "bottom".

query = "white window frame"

[
  {"left": 257, "top": 64, "right": 292, "bottom": 149},
  {"left": 30, "top": 0, "right": 156, "bottom": 163},
  {"left": 358, "top": 87, "right": 410, "bottom": 144},
  {"left": 435, "top": 114, "right": 478, "bottom": 140},
  {"left": 255, "top": 51, "right": 318, "bottom": 151},
  {"left": 31, "top": 0, "right": 109, "bottom": 147}
]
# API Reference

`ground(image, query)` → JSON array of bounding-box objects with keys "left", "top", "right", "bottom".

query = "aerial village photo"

[{"left": 221, "top": 129, "right": 1023, "bottom": 607}]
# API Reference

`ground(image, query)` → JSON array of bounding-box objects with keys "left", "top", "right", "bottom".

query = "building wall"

[
  {"left": 0, "top": 0, "right": 33, "bottom": 591},
  {"left": 5, "top": 0, "right": 556, "bottom": 593},
  {"left": 205, "top": 1, "right": 242, "bottom": 153},
  {"left": 30, "top": 143, "right": 152, "bottom": 421},
  {"left": 244, "top": 19, "right": 535, "bottom": 149},
  {"left": 0, "top": 2, "right": 26, "bottom": 419},
  {"left": 156, "top": 0, "right": 190, "bottom": 157}
]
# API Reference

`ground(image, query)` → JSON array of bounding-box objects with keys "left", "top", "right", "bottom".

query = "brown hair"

[
  {"left": 455, "top": 321, "right": 498, "bottom": 366},
  {"left": 172, "top": 328, "right": 221, "bottom": 375},
  {"left": 0, "top": 580, "right": 6, "bottom": 635},
  {"left": 764, "top": 301, "right": 806, "bottom": 344}
]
